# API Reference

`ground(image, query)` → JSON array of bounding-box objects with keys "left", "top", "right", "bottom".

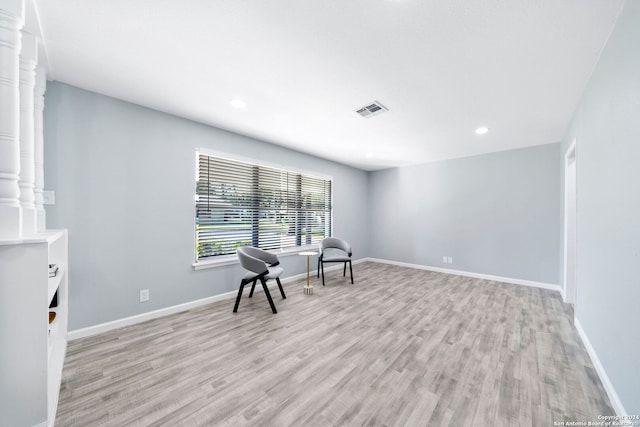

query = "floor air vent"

[{"left": 355, "top": 101, "right": 388, "bottom": 118}]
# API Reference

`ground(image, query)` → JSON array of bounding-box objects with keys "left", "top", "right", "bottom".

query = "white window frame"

[{"left": 192, "top": 149, "right": 333, "bottom": 269}]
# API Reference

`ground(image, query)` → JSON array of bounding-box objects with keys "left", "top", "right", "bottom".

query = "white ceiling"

[{"left": 30, "top": 0, "right": 624, "bottom": 171}]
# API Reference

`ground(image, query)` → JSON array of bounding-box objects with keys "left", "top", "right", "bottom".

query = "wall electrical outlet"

[
  {"left": 443, "top": 256, "right": 448, "bottom": 263},
  {"left": 447, "top": 256, "right": 453, "bottom": 264},
  {"left": 139, "top": 289, "right": 149, "bottom": 302}
]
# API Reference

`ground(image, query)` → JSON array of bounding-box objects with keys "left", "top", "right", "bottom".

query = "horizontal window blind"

[{"left": 196, "top": 153, "right": 332, "bottom": 260}]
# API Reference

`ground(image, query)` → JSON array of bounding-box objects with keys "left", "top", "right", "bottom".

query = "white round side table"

[{"left": 299, "top": 251, "right": 318, "bottom": 295}]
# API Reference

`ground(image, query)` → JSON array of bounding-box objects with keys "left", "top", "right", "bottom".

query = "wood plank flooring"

[{"left": 56, "top": 262, "right": 614, "bottom": 426}]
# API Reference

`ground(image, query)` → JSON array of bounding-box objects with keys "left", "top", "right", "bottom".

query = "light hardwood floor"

[{"left": 56, "top": 262, "right": 614, "bottom": 426}]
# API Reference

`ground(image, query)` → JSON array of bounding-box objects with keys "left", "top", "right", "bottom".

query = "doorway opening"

[{"left": 563, "top": 139, "right": 577, "bottom": 305}]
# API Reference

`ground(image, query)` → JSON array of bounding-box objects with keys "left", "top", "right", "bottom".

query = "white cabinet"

[{"left": 0, "top": 230, "right": 68, "bottom": 427}]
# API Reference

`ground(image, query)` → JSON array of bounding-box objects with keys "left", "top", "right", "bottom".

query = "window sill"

[{"left": 192, "top": 244, "right": 321, "bottom": 271}]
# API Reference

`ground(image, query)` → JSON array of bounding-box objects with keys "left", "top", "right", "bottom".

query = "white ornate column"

[
  {"left": 34, "top": 65, "right": 45, "bottom": 231},
  {"left": 0, "top": 0, "right": 24, "bottom": 239},
  {"left": 18, "top": 30, "right": 37, "bottom": 235}
]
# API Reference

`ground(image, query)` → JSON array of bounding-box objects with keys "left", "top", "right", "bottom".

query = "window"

[{"left": 195, "top": 153, "right": 332, "bottom": 261}]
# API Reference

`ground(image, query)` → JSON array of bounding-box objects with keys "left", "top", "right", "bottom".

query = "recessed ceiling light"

[
  {"left": 230, "top": 99, "right": 246, "bottom": 109},
  {"left": 475, "top": 127, "right": 489, "bottom": 135}
]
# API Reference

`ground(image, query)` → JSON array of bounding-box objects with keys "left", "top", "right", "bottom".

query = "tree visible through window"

[{"left": 195, "top": 153, "right": 332, "bottom": 260}]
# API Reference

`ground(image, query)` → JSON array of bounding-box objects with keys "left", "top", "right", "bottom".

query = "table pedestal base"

[{"left": 299, "top": 251, "right": 318, "bottom": 296}]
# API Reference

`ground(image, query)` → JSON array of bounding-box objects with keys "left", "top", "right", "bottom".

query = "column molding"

[
  {"left": 0, "top": 0, "right": 24, "bottom": 239},
  {"left": 18, "top": 29, "right": 37, "bottom": 235},
  {"left": 34, "top": 65, "right": 46, "bottom": 231}
]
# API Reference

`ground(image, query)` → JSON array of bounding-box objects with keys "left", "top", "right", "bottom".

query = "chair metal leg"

[
  {"left": 343, "top": 262, "right": 346, "bottom": 276},
  {"left": 260, "top": 277, "right": 278, "bottom": 313},
  {"left": 321, "top": 261, "right": 325, "bottom": 286},
  {"left": 233, "top": 280, "right": 246, "bottom": 312},
  {"left": 317, "top": 258, "right": 320, "bottom": 278},
  {"left": 276, "top": 277, "right": 286, "bottom": 299},
  {"left": 349, "top": 260, "right": 354, "bottom": 284},
  {"left": 248, "top": 279, "right": 257, "bottom": 297}
]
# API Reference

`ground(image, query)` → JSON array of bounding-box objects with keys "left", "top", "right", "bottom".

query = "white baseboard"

[
  {"left": 560, "top": 286, "right": 567, "bottom": 303},
  {"left": 363, "top": 257, "right": 561, "bottom": 293},
  {"left": 68, "top": 259, "right": 365, "bottom": 340},
  {"left": 574, "top": 318, "right": 627, "bottom": 416},
  {"left": 67, "top": 291, "right": 238, "bottom": 340},
  {"left": 68, "top": 258, "right": 553, "bottom": 340}
]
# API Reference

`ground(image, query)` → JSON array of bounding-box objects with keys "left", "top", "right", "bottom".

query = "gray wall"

[
  {"left": 368, "top": 143, "right": 561, "bottom": 284},
  {"left": 560, "top": 1, "right": 640, "bottom": 414},
  {"left": 44, "top": 82, "right": 369, "bottom": 330}
]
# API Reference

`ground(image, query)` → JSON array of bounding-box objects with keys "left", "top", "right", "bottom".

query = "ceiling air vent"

[{"left": 355, "top": 101, "right": 388, "bottom": 118}]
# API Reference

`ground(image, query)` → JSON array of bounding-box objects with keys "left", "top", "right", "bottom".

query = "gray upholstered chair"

[
  {"left": 317, "top": 237, "right": 353, "bottom": 286},
  {"left": 234, "top": 246, "right": 286, "bottom": 313}
]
